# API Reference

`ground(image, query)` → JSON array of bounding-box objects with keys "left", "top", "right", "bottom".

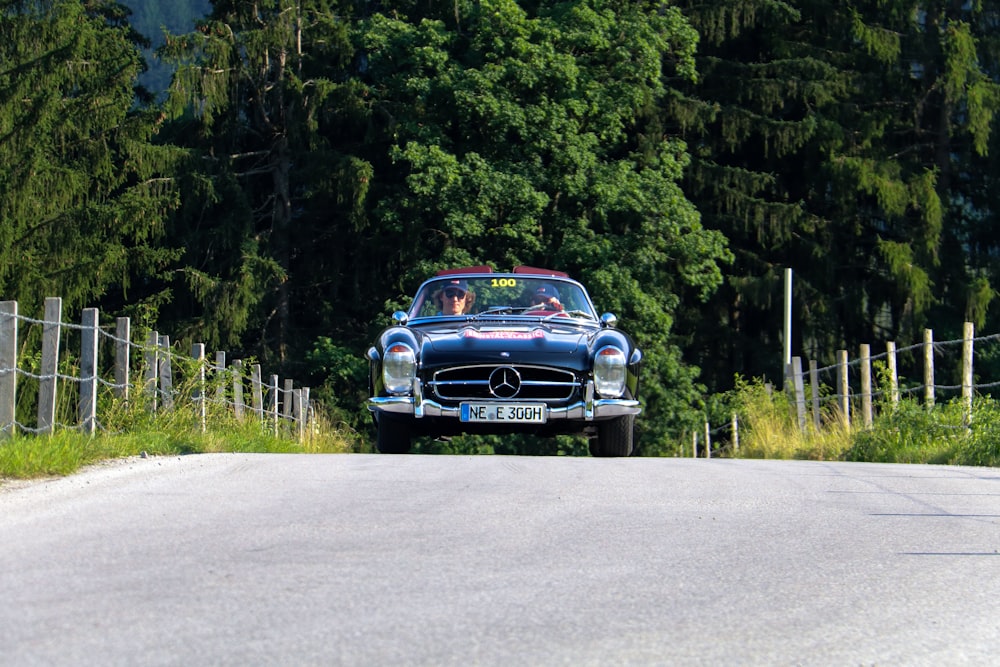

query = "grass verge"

[
  {"left": 0, "top": 414, "right": 355, "bottom": 480},
  {"left": 722, "top": 378, "right": 1000, "bottom": 466}
]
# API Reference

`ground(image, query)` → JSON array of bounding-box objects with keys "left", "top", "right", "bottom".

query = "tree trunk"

[{"left": 272, "top": 133, "right": 292, "bottom": 363}]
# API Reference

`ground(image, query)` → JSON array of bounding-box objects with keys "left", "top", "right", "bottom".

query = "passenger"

[
  {"left": 433, "top": 279, "right": 477, "bottom": 315},
  {"left": 529, "top": 283, "right": 564, "bottom": 312}
]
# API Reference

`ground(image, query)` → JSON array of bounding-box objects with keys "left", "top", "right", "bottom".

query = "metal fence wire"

[
  {"left": 694, "top": 323, "right": 990, "bottom": 456},
  {"left": 0, "top": 298, "right": 312, "bottom": 441}
]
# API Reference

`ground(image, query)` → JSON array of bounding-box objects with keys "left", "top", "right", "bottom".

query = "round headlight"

[
  {"left": 594, "top": 346, "right": 627, "bottom": 397},
  {"left": 383, "top": 343, "right": 416, "bottom": 394}
]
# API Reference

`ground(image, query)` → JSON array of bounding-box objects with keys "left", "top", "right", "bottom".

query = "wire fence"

[
  {"left": 0, "top": 297, "right": 314, "bottom": 441},
  {"left": 693, "top": 322, "right": 994, "bottom": 457}
]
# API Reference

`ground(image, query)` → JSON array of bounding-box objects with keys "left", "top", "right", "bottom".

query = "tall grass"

[
  {"left": 724, "top": 377, "right": 853, "bottom": 461},
  {"left": 0, "top": 336, "right": 359, "bottom": 478},
  {"left": 723, "top": 377, "right": 1000, "bottom": 467},
  {"left": 0, "top": 355, "right": 356, "bottom": 480}
]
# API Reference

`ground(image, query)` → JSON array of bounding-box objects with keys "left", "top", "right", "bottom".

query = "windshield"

[{"left": 408, "top": 275, "right": 597, "bottom": 320}]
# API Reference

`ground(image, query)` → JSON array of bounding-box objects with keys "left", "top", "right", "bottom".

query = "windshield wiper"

[
  {"left": 541, "top": 309, "right": 595, "bottom": 322},
  {"left": 472, "top": 306, "right": 595, "bottom": 321},
  {"left": 472, "top": 306, "right": 529, "bottom": 319}
]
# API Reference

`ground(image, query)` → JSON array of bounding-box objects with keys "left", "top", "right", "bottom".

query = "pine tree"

[
  {"left": 959, "top": 5, "right": 1000, "bottom": 340},
  {"left": 0, "top": 0, "right": 180, "bottom": 316},
  {"left": 669, "top": 0, "right": 1000, "bottom": 388},
  {"left": 669, "top": 0, "right": 831, "bottom": 386},
  {"left": 160, "top": 0, "right": 369, "bottom": 360},
  {"left": 902, "top": 1, "right": 1000, "bottom": 335}
]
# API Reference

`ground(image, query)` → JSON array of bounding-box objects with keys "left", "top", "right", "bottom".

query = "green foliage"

[
  {"left": 0, "top": 431, "right": 91, "bottom": 477},
  {"left": 0, "top": 417, "right": 352, "bottom": 480},
  {"left": 670, "top": 0, "right": 1000, "bottom": 396},
  {"left": 957, "top": 399, "right": 1000, "bottom": 467},
  {"left": 727, "top": 379, "right": 800, "bottom": 459},
  {"left": 846, "top": 399, "right": 966, "bottom": 464},
  {"left": 0, "top": 333, "right": 353, "bottom": 480},
  {"left": 0, "top": 0, "right": 181, "bottom": 316},
  {"left": 157, "top": 0, "right": 373, "bottom": 366},
  {"left": 718, "top": 376, "right": 1000, "bottom": 467},
  {"left": 720, "top": 376, "right": 852, "bottom": 461},
  {"left": 305, "top": 336, "right": 370, "bottom": 428},
  {"left": 843, "top": 394, "right": 1000, "bottom": 468}
]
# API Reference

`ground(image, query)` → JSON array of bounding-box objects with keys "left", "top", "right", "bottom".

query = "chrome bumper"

[{"left": 367, "top": 379, "right": 640, "bottom": 421}]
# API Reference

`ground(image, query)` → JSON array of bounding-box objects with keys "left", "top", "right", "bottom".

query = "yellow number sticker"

[{"left": 491, "top": 278, "right": 518, "bottom": 287}]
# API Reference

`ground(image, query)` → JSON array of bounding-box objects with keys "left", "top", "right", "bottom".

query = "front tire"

[
  {"left": 590, "top": 415, "right": 635, "bottom": 457},
  {"left": 376, "top": 414, "right": 412, "bottom": 454}
]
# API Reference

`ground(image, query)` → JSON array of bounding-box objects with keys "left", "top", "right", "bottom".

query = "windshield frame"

[{"left": 406, "top": 273, "right": 599, "bottom": 322}]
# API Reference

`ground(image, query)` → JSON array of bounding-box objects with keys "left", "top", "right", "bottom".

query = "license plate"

[{"left": 460, "top": 402, "right": 547, "bottom": 423}]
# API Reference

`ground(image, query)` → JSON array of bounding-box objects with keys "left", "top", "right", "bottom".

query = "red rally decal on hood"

[{"left": 463, "top": 329, "right": 545, "bottom": 340}]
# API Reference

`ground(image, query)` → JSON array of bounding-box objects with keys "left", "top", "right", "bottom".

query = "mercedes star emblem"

[{"left": 488, "top": 366, "right": 521, "bottom": 399}]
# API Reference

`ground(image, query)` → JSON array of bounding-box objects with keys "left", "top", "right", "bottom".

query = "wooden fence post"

[
  {"left": 963, "top": 321, "right": 974, "bottom": 426},
  {"left": 38, "top": 297, "right": 62, "bottom": 434},
  {"left": 158, "top": 335, "right": 173, "bottom": 411},
  {"left": 269, "top": 374, "right": 279, "bottom": 437},
  {"left": 837, "top": 349, "right": 850, "bottom": 429},
  {"left": 886, "top": 341, "right": 899, "bottom": 406},
  {"left": 251, "top": 364, "right": 263, "bottom": 421},
  {"left": 232, "top": 360, "right": 245, "bottom": 420},
  {"left": 294, "top": 388, "right": 304, "bottom": 442},
  {"left": 302, "top": 387, "right": 310, "bottom": 444},
  {"left": 703, "top": 419, "right": 711, "bottom": 459},
  {"left": 809, "top": 359, "right": 820, "bottom": 431},
  {"left": 79, "top": 308, "right": 99, "bottom": 435},
  {"left": 791, "top": 356, "right": 806, "bottom": 432},
  {"left": 144, "top": 330, "right": 159, "bottom": 412},
  {"left": 0, "top": 301, "right": 17, "bottom": 438},
  {"left": 784, "top": 360, "right": 795, "bottom": 412},
  {"left": 114, "top": 317, "right": 130, "bottom": 402},
  {"left": 731, "top": 412, "right": 739, "bottom": 451},
  {"left": 0, "top": 297, "right": 308, "bottom": 442},
  {"left": 860, "top": 343, "right": 873, "bottom": 428},
  {"left": 282, "top": 378, "right": 294, "bottom": 423},
  {"left": 193, "top": 343, "right": 206, "bottom": 433},
  {"left": 924, "top": 328, "right": 935, "bottom": 409},
  {"left": 214, "top": 351, "right": 226, "bottom": 407}
]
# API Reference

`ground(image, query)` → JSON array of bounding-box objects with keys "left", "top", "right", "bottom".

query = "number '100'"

[{"left": 491, "top": 278, "right": 517, "bottom": 287}]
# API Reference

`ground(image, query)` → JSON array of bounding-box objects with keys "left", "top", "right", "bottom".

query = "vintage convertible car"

[{"left": 366, "top": 266, "right": 642, "bottom": 456}]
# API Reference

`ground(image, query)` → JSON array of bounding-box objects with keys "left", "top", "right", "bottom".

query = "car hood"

[{"left": 415, "top": 322, "right": 594, "bottom": 369}]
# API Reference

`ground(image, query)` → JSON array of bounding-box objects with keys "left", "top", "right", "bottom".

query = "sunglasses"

[{"left": 443, "top": 289, "right": 467, "bottom": 299}]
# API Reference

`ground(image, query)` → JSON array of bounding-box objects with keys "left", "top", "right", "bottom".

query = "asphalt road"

[{"left": 1, "top": 454, "right": 998, "bottom": 666}]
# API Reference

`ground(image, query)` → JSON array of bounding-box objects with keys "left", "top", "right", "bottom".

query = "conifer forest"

[{"left": 3, "top": 0, "right": 1000, "bottom": 453}]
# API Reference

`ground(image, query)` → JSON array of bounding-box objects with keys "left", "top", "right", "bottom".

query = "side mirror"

[
  {"left": 392, "top": 310, "right": 409, "bottom": 325},
  {"left": 600, "top": 313, "right": 618, "bottom": 328}
]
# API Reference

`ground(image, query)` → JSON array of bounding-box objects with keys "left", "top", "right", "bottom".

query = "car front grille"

[{"left": 429, "top": 364, "right": 579, "bottom": 402}]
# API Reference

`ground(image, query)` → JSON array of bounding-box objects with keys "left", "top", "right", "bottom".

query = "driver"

[
  {"left": 433, "top": 279, "right": 477, "bottom": 315},
  {"left": 529, "top": 284, "right": 564, "bottom": 312}
]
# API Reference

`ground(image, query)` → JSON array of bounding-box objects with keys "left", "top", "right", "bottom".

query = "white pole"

[{"left": 784, "top": 268, "right": 792, "bottom": 370}]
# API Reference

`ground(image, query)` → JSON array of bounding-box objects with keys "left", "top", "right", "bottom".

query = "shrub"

[
  {"left": 846, "top": 398, "right": 967, "bottom": 464},
  {"left": 956, "top": 398, "right": 1000, "bottom": 467}
]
